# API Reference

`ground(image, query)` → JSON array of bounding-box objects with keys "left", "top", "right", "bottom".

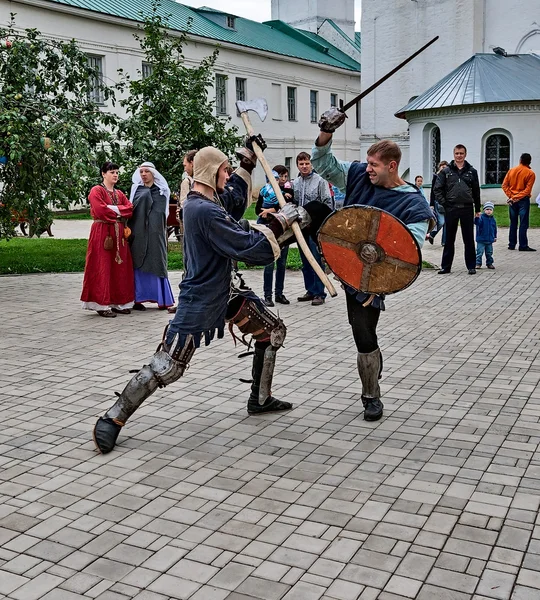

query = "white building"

[
  {"left": 2, "top": 0, "right": 362, "bottom": 190},
  {"left": 359, "top": 0, "right": 540, "bottom": 201}
]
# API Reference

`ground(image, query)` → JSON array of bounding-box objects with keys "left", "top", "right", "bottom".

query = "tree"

[
  {"left": 117, "top": 1, "right": 242, "bottom": 191},
  {"left": 0, "top": 16, "right": 118, "bottom": 239}
]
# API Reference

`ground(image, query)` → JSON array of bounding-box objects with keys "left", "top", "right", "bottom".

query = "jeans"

[
  {"left": 441, "top": 206, "right": 476, "bottom": 270},
  {"left": 299, "top": 236, "right": 326, "bottom": 298},
  {"left": 508, "top": 196, "right": 530, "bottom": 249},
  {"left": 476, "top": 242, "right": 494, "bottom": 266},
  {"left": 263, "top": 247, "right": 288, "bottom": 298},
  {"left": 430, "top": 204, "right": 447, "bottom": 245}
]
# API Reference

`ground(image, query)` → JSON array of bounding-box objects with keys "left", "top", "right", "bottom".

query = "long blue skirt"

[{"left": 134, "top": 269, "right": 175, "bottom": 308}]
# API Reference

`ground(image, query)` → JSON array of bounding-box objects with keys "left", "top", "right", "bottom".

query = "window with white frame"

[
  {"left": 485, "top": 134, "right": 510, "bottom": 184},
  {"left": 87, "top": 55, "right": 104, "bottom": 104},
  {"left": 142, "top": 62, "right": 154, "bottom": 78},
  {"left": 215, "top": 74, "right": 227, "bottom": 115},
  {"left": 287, "top": 87, "right": 296, "bottom": 121},
  {"left": 310, "top": 90, "right": 318, "bottom": 123},
  {"left": 235, "top": 77, "right": 246, "bottom": 116}
]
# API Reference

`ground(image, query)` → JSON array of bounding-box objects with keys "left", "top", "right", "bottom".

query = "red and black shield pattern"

[{"left": 317, "top": 205, "right": 422, "bottom": 295}]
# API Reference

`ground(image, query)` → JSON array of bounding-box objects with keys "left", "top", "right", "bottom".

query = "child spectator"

[
  {"left": 255, "top": 165, "right": 295, "bottom": 306},
  {"left": 475, "top": 201, "right": 497, "bottom": 269}
]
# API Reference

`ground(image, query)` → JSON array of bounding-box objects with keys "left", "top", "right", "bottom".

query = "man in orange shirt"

[{"left": 502, "top": 153, "right": 536, "bottom": 251}]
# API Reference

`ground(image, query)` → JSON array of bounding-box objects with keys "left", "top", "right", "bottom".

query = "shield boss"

[{"left": 318, "top": 205, "right": 422, "bottom": 295}]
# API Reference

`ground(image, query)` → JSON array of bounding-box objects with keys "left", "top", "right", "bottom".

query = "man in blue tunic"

[
  {"left": 306, "top": 108, "right": 433, "bottom": 422},
  {"left": 93, "top": 141, "right": 301, "bottom": 454}
]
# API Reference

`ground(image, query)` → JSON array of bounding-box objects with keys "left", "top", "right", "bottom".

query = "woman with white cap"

[{"left": 128, "top": 162, "right": 175, "bottom": 311}]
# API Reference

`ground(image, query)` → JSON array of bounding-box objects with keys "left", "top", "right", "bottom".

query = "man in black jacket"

[{"left": 434, "top": 145, "right": 481, "bottom": 274}]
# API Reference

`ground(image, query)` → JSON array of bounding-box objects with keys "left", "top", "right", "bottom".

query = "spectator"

[
  {"left": 255, "top": 165, "right": 295, "bottom": 306},
  {"left": 427, "top": 161, "right": 449, "bottom": 245},
  {"left": 475, "top": 201, "right": 497, "bottom": 269},
  {"left": 293, "top": 151, "right": 333, "bottom": 306},
  {"left": 128, "top": 162, "right": 175, "bottom": 311},
  {"left": 502, "top": 153, "right": 536, "bottom": 251},
  {"left": 434, "top": 145, "right": 481, "bottom": 275},
  {"left": 81, "top": 162, "right": 134, "bottom": 318},
  {"left": 414, "top": 175, "right": 428, "bottom": 201}
]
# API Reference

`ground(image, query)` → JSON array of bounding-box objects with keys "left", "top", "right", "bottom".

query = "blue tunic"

[{"left": 166, "top": 192, "right": 277, "bottom": 347}]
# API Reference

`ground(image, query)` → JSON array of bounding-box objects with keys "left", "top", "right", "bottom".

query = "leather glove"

[
  {"left": 246, "top": 134, "right": 267, "bottom": 152},
  {"left": 318, "top": 107, "right": 347, "bottom": 133},
  {"left": 270, "top": 202, "right": 300, "bottom": 231}
]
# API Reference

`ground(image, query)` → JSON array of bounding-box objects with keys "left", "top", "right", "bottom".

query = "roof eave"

[{"left": 16, "top": 0, "right": 360, "bottom": 73}]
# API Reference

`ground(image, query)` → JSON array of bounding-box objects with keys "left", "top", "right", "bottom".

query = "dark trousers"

[
  {"left": 263, "top": 247, "right": 289, "bottom": 297},
  {"left": 441, "top": 206, "right": 476, "bottom": 270},
  {"left": 346, "top": 293, "right": 380, "bottom": 353},
  {"left": 299, "top": 237, "right": 326, "bottom": 298},
  {"left": 508, "top": 196, "right": 530, "bottom": 249}
]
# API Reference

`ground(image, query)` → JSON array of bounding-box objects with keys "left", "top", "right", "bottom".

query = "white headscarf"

[{"left": 130, "top": 162, "right": 171, "bottom": 212}]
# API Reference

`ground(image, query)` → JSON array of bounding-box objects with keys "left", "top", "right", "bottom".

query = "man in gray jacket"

[{"left": 293, "top": 151, "right": 334, "bottom": 305}]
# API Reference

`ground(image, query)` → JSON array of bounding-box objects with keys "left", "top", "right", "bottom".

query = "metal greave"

[{"left": 356, "top": 348, "right": 382, "bottom": 399}]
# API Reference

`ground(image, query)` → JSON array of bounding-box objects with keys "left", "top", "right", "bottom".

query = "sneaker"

[
  {"left": 297, "top": 292, "right": 315, "bottom": 302},
  {"left": 275, "top": 295, "right": 290, "bottom": 305},
  {"left": 311, "top": 296, "right": 325, "bottom": 306},
  {"left": 487, "top": 264, "right": 495, "bottom": 269},
  {"left": 264, "top": 296, "right": 274, "bottom": 307},
  {"left": 475, "top": 264, "right": 482, "bottom": 269}
]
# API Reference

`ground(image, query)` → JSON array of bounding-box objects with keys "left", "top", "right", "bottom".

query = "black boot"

[
  {"left": 93, "top": 417, "right": 123, "bottom": 454},
  {"left": 357, "top": 349, "right": 384, "bottom": 421},
  {"left": 247, "top": 342, "right": 292, "bottom": 415}
]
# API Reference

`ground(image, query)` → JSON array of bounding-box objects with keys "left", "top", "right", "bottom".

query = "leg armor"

[
  {"left": 226, "top": 290, "right": 292, "bottom": 415},
  {"left": 357, "top": 348, "right": 384, "bottom": 422},
  {"left": 93, "top": 328, "right": 196, "bottom": 454}
]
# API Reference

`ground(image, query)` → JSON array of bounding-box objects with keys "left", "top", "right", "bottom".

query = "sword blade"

[{"left": 341, "top": 36, "right": 439, "bottom": 113}]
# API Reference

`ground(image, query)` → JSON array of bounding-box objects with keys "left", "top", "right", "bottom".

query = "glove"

[
  {"left": 246, "top": 134, "right": 267, "bottom": 152},
  {"left": 318, "top": 107, "right": 347, "bottom": 133},
  {"left": 270, "top": 202, "right": 300, "bottom": 231},
  {"left": 238, "top": 218, "right": 251, "bottom": 232}
]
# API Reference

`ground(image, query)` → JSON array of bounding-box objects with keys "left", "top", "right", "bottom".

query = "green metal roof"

[{"left": 43, "top": 0, "right": 361, "bottom": 72}]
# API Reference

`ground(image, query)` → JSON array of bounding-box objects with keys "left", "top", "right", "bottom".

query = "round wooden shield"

[{"left": 318, "top": 205, "right": 422, "bottom": 295}]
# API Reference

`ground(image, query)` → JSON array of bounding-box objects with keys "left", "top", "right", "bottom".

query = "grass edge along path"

[{"left": 0, "top": 238, "right": 436, "bottom": 275}]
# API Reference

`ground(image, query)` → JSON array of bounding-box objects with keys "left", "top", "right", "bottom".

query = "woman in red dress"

[{"left": 81, "top": 162, "right": 135, "bottom": 318}]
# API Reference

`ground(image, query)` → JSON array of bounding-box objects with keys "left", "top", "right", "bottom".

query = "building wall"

[
  {"left": 271, "top": 0, "right": 355, "bottom": 40},
  {"left": 3, "top": 0, "right": 361, "bottom": 192},
  {"left": 359, "top": 0, "right": 539, "bottom": 169},
  {"left": 408, "top": 104, "right": 540, "bottom": 204}
]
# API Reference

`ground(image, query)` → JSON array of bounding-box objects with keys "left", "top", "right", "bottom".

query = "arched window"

[
  {"left": 485, "top": 134, "right": 510, "bottom": 184},
  {"left": 430, "top": 127, "right": 441, "bottom": 175}
]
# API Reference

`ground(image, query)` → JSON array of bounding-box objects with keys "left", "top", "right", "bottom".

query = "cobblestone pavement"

[{"left": 2, "top": 231, "right": 540, "bottom": 600}]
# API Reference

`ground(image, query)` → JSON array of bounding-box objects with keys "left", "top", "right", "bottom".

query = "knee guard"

[{"left": 93, "top": 328, "right": 196, "bottom": 454}]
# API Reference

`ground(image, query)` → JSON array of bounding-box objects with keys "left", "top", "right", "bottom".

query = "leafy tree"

[
  {"left": 0, "top": 16, "right": 118, "bottom": 239},
  {"left": 117, "top": 1, "right": 242, "bottom": 191}
]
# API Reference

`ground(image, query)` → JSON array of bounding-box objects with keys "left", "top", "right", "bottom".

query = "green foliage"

[
  {"left": 117, "top": 1, "right": 242, "bottom": 191},
  {"left": 0, "top": 15, "right": 118, "bottom": 239}
]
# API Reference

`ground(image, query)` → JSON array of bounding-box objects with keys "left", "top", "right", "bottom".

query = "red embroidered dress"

[{"left": 81, "top": 185, "right": 135, "bottom": 310}]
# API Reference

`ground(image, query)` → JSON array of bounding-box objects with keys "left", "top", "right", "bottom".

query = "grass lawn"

[
  {"left": 0, "top": 238, "right": 302, "bottom": 275},
  {"left": 492, "top": 204, "right": 540, "bottom": 227},
  {"left": 0, "top": 238, "right": 434, "bottom": 275}
]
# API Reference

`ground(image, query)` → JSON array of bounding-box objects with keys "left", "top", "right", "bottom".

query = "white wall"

[
  {"left": 408, "top": 104, "right": 540, "bottom": 204},
  {"left": 3, "top": 0, "right": 362, "bottom": 192},
  {"left": 359, "top": 0, "right": 539, "bottom": 170}
]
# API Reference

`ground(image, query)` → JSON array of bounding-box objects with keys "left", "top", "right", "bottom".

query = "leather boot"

[
  {"left": 357, "top": 349, "right": 384, "bottom": 421},
  {"left": 247, "top": 342, "right": 292, "bottom": 415}
]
